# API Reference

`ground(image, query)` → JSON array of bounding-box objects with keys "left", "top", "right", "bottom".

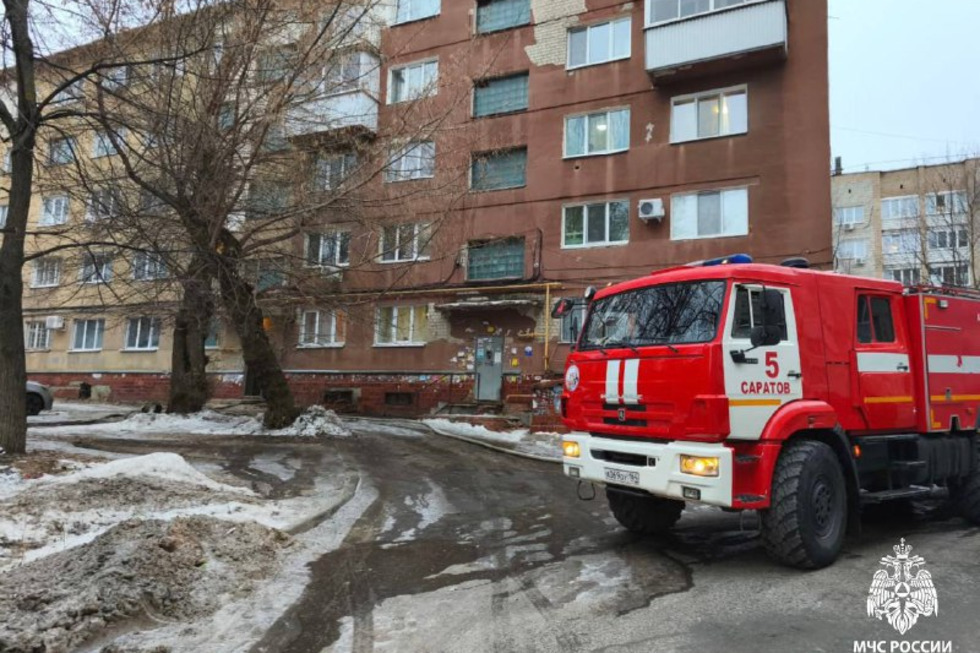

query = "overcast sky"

[{"left": 829, "top": 0, "right": 980, "bottom": 173}]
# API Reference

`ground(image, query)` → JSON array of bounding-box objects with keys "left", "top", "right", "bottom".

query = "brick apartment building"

[
  {"left": 831, "top": 159, "right": 980, "bottom": 288},
  {"left": 12, "top": 0, "right": 831, "bottom": 418}
]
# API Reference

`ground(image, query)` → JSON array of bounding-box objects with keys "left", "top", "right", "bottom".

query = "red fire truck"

[{"left": 555, "top": 255, "right": 980, "bottom": 568}]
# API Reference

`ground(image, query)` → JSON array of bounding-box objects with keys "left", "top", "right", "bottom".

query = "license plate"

[{"left": 604, "top": 467, "right": 640, "bottom": 486}]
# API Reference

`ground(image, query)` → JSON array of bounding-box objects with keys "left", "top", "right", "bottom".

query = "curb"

[{"left": 422, "top": 421, "right": 562, "bottom": 465}]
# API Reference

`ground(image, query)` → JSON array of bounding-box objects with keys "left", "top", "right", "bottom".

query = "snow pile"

[
  {"left": 422, "top": 419, "right": 562, "bottom": 461},
  {"left": 267, "top": 405, "right": 352, "bottom": 438},
  {"left": 0, "top": 516, "right": 289, "bottom": 653},
  {"left": 113, "top": 409, "right": 263, "bottom": 435},
  {"left": 44, "top": 452, "right": 254, "bottom": 494}
]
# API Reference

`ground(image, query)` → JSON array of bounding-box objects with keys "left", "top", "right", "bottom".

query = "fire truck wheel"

[
  {"left": 761, "top": 440, "right": 846, "bottom": 569},
  {"left": 952, "top": 471, "right": 980, "bottom": 525},
  {"left": 606, "top": 488, "right": 684, "bottom": 535}
]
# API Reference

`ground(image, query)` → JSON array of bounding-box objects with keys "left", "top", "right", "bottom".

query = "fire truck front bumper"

[{"left": 561, "top": 432, "right": 733, "bottom": 508}]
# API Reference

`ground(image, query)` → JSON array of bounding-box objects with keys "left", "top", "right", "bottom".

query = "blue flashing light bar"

[{"left": 687, "top": 254, "right": 754, "bottom": 267}]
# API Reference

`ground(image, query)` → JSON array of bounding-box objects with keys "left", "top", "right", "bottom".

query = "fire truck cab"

[{"left": 556, "top": 256, "right": 980, "bottom": 568}]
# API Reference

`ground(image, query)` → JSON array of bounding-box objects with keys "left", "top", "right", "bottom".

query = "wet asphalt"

[{"left": 63, "top": 423, "right": 980, "bottom": 653}]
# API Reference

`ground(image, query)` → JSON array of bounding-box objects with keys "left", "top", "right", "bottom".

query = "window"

[
  {"left": 881, "top": 196, "right": 919, "bottom": 222},
  {"left": 314, "top": 152, "right": 357, "bottom": 190},
  {"left": 218, "top": 103, "right": 236, "bottom": 130},
  {"left": 567, "top": 17, "right": 631, "bottom": 68},
  {"left": 256, "top": 46, "right": 294, "bottom": 83},
  {"left": 80, "top": 253, "right": 113, "bottom": 284},
  {"left": 48, "top": 137, "right": 76, "bottom": 165},
  {"left": 887, "top": 268, "right": 921, "bottom": 286},
  {"left": 306, "top": 232, "right": 351, "bottom": 267},
  {"left": 101, "top": 66, "right": 128, "bottom": 90},
  {"left": 125, "top": 317, "right": 161, "bottom": 351},
  {"left": 324, "top": 53, "right": 363, "bottom": 94},
  {"left": 927, "top": 228, "right": 969, "bottom": 251},
  {"left": 381, "top": 223, "right": 430, "bottom": 262},
  {"left": 86, "top": 189, "right": 119, "bottom": 222},
  {"left": 671, "top": 188, "right": 748, "bottom": 240},
  {"left": 731, "top": 286, "right": 788, "bottom": 340},
  {"left": 471, "top": 148, "right": 527, "bottom": 191},
  {"left": 133, "top": 252, "right": 168, "bottom": 280},
  {"left": 386, "top": 141, "right": 436, "bottom": 182},
  {"left": 468, "top": 238, "right": 524, "bottom": 280},
  {"left": 92, "top": 129, "right": 125, "bottom": 158},
  {"left": 931, "top": 264, "right": 970, "bottom": 287},
  {"left": 671, "top": 88, "right": 747, "bottom": 143},
  {"left": 563, "top": 200, "right": 629, "bottom": 248},
  {"left": 376, "top": 305, "right": 428, "bottom": 345},
  {"left": 477, "top": 0, "right": 530, "bottom": 33},
  {"left": 32, "top": 258, "right": 61, "bottom": 288},
  {"left": 856, "top": 295, "right": 895, "bottom": 344},
  {"left": 25, "top": 321, "right": 51, "bottom": 351},
  {"left": 246, "top": 183, "right": 290, "bottom": 218},
  {"left": 649, "top": 0, "right": 757, "bottom": 24},
  {"left": 260, "top": 124, "right": 289, "bottom": 152},
  {"left": 564, "top": 108, "right": 630, "bottom": 157},
  {"left": 299, "top": 309, "right": 347, "bottom": 347},
  {"left": 40, "top": 195, "right": 70, "bottom": 226},
  {"left": 0, "top": 204, "right": 6, "bottom": 228},
  {"left": 837, "top": 239, "right": 869, "bottom": 262},
  {"left": 1, "top": 150, "right": 9, "bottom": 174},
  {"left": 245, "top": 260, "right": 286, "bottom": 291},
  {"left": 53, "top": 79, "right": 84, "bottom": 104},
  {"left": 926, "top": 191, "right": 967, "bottom": 216},
  {"left": 834, "top": 206, "right": 865, "bottom": 227},
  {"left": 473, "top": 73, "right": 529, "bottom": 117},
  {"left": 205, "top": 319, "right": 221, "bottom": 349},
  {"left": 389, "top": 60, "right": 438, "bottom": 103},
  {"left": 881, "top": 230, "right": 920, "bottom": 256},
  {"left": 560, "top": 300, "right": 587, "bottom": 343},
  {"left": 395, "top": 0, "right": 440, "bottom": 24},
  {"left": 71, "top": 319, "right": 105, "bottom": 352}
]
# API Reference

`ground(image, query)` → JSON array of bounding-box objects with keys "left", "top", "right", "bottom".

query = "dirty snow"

[
  {"left": 391, "top": 481, "right": 454, "bottom": 543},
  {"left": 422, "top": 419, "right": 562, "bottom": 460},
  {"left": 30, "top": 405, "right": 352, "bottom": 439},
  {"left": 44, "top": 452, "right": 253, "bottom": 494}
]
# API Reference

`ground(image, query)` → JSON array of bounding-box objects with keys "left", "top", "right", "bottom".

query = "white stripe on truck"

[
  {"left": 623, "top": 359, "right": 640, "bottom": 404},
  {"left": 928, "top": 355, "right": 980, "bottom": 375},
  {"left": 605, "top": 360, "right": 621, "bottom": 402},
  {"left": 856, "top": 352, "right": 910, "bottom": 373}
]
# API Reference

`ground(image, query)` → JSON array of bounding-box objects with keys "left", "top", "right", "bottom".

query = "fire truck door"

[
  {"left": 853, "top": 293, "right": 917, "bottom": 430},
  {"left": 723, "top": 285, "right": 803, "bottom": 440}
]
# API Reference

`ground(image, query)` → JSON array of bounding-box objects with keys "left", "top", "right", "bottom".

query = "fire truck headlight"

[
  {"left": 680, "top": 455, "right": 720, "bottom": 477},
  {"left": 565, "top": 364, "right": 581, "bottom": 392},
  {"left": 562, "top": 441, "right": 581, "bottom": 458}
]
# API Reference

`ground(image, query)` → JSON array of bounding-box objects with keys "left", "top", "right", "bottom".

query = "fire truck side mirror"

[
  {"left": 750, "top": 288, "right": 784, "bottom": 348},
  {"left": 551, "top": 298, "right": 575, "bottom": 319}
]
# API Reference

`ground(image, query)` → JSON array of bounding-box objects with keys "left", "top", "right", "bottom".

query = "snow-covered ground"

[{"left": 422, "top": 419, "right": 562, "bottom": 461}]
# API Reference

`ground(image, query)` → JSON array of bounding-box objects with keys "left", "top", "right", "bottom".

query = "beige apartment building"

[{"left": 831, "top": 159, "right": 980, "bottom": 288}]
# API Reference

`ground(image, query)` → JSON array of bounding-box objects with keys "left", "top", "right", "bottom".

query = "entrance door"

[
  {"left": 475, "top": 336, "right": 504, "bottom": 402},
  {"left": 854, "top": 292, "right": 916, "bottom": 430},
  {"left": 722, "top": 284, "right": 804, "bottom": 440}
]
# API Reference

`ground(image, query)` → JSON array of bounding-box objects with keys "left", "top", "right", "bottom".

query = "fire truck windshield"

[{"left": 579, "top": 281, "right": 727, "bottom": 350}]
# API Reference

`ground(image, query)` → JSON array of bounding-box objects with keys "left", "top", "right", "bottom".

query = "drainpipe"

[{"left": 544, "top": 283, "right": 552, "bottom": 372}]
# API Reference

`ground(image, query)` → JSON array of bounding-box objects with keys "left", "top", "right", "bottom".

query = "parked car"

[{"left": 26, "top": 381, "right": 54, "bottom": 416}]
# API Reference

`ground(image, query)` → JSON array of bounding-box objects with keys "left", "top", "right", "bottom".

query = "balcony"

[
  {"left": 645, "top": 0, "right": 787, "bottom": 81},
  {"left": 285, "top": 89, "right": 379, "bottom": 138}
]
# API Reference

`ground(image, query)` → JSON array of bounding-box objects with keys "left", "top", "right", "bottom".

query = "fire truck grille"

[
  {"left": 602, "top": 403, "right": 647, "bottom": 412},
  {"left": 602, "top": 417, "right": 648, "bottom": 427},
  {"left": 592, "top": 449, "right": 650, "bottom": 467}
]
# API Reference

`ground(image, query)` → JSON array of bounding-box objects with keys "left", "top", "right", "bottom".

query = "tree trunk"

[
  {"left": 211, "top": 253, "right": 297, "bottom": 429},
  {"left": 167, "top": 264, "right": 214, "bottom": 414}
]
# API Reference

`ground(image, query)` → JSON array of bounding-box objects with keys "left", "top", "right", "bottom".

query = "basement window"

[{"left": 385, "top": 392, "right": 415, "bottom": 406}]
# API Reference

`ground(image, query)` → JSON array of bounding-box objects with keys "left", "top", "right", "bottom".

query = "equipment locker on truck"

[{"left": 555, "top": 255, "right": 980, "bottom": 568}]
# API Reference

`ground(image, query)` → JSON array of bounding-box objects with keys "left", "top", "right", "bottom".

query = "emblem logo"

[
  {"left": 617, "top": 408, "right": 627, "bottom": 422},
  {"left": 867, "top": 538, "right": 938, "bottom": 635}
]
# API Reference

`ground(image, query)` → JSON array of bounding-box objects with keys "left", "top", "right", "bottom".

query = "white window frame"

[
  {"left": 881, "top": 195, "right": 920, "bottom": 222},
  {"left": 306, "top": 232, "right": 351, "bottom": 267},
  {"left": 670, "top": 187, "right": 749, "bottom": 241},
  {"left": 25, "top": 321, "right": 51, "bottom": 351},
  {"left": 670, "top": 86, "right": 748, "bottom": 143},
  {"left": 79, "top": 253, "right": 113, "bottom": 284},
  {"left": 394, "top": 0, "right": 441, "bottom": 24},
  {"left": 561, "top": 200, "right": 630, "bottom": 249},
  {"left": 930, "top": 264, "right": 970, "bottom": 287},
  {"left": 48, "top": 137, "right": 76, "bottom": 166},
  {"left": 86, "top": 189, "right": 118, "bottom": 222},
  {"left": 379, "top": 223, "right": 431, "bottom": 263},
  {"left": 385, "top": 141, "right": 436, "bottom": 182},
  {"left": 926, "top": 227, "right": 969, "bottom": 251},
  {"left": 71, "top": 319, "right": 105, "bottom": 352},
  {"left": 886, "top": 268, "right": 921, "bottom": 287},
  {"left": 926, "top": 191, "right": 968, "bottom": 216},
  {"left": 31, "top": 258, "right": 62, "bottom": 288},
  {"left": 0, "top": 204, "right": 7, "bottom": 228},
  {"left": 567, "top": 17, "right": 632, "bottom": 70},
  {"left": 881, "top": 230, "right": 920, "bottom": 256},
  {"left": 133, "top": 252, "right": 168, "bottom": 280},
  {"left": 374, "top": 305, "right": 428, "bottom": 347},
  {"left": 646, "top": 0, "right": 765, "bottom": 27},
  {"left": 837, "top": 239, "right": 869, "bottom": 262},
  {"left": 124, "top": 317, "right": 162, "bottom": 351},
  {"left": 834, "top": 205, "right": 865, "bottom": 227},
  {"left": 39, "top": 195, "right": 70, "bottom": 226},
  {"left": 388, "top": 59, "right": 439, "bottom": 104},
  {"left": 92, "top": 129, "right": 125, "bottom": 158},
  {"left": 563, "top": 107, "right": 631, "bottom": 158},
  {"left": 298, "top": 309, "right": 345, "bottom": 348}
]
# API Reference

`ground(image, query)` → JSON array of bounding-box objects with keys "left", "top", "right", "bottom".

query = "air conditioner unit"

[
  {"left": 637, "top": 198, "right": 665, "bottom": 223},
  {"left": 45, "top": 315, "right": 65, "bottom": 330},
  {"left": 320, "top": 265, "right": 343, "bottom": 281},
  {"left": 854, "top": 258, "right": 867, "bottom": 266},
  {"left": 843, "top": 224, "right": 856, "bottom": 231}
]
